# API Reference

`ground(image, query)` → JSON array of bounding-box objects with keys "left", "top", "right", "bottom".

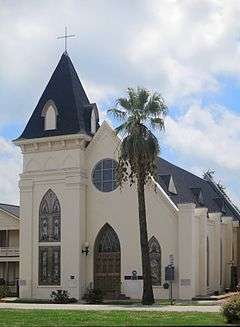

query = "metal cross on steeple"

[{"left": 57, "top": 27, "right": 75, "bottom": 52}]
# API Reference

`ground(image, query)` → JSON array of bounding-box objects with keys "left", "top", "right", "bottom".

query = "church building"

[{"left": 4, "top": 52, "right": 239, "bottom": 300}]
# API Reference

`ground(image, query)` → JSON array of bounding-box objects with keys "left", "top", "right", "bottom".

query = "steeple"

[{"left": 17, "top": 52, "right": 99, "bottom": 140}]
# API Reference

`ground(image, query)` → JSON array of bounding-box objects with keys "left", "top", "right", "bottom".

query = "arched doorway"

[{"left": 94, "top": 224, "right": 121, "bottom": 297}]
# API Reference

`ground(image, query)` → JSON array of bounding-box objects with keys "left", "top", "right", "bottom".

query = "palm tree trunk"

[{"left": 137, "top": 176, "right": 154, "bottom": 305}]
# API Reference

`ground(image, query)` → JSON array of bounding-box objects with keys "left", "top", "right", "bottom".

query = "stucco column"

[
  {"left": 63, "top": 171, "right": 86, "bottom": 300},
  {"left": 178, "top": 203, "right": 196, "bottom": 299},
  {"left": 19, "top": 178, "right": 34, "bottom": 298},
  {"left": 209, "top": 212, "right": 221, "bottom": 293},
  {"left": 232, "top": 221, "right": 239, "bottom": 266},
  {"left": 237, "top": 226, "right": 240, "bottom": 267},
  {"left": 222, "top": 217, "right": 233, "bottom": 288},
  {"left": 195, "top": 207, "right": 208, "bottom": 296}
]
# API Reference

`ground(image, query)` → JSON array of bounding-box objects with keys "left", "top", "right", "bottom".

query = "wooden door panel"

[{"left": 94, "top": 252, "right": 120, "bottom": 294}]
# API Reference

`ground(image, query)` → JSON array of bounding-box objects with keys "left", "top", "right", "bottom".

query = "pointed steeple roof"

[{"left": 17, "top": 52, "right": 99, "bottom": 140}]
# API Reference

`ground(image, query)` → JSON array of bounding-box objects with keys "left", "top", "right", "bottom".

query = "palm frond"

[
  {"left": 107, "top": 107, "right": 126, "bottom": 120},
  {"left": 137, "top": 88, "right": 150, "bottom": 110},
  {"left": 115, "top": 122, "right": 128, "bottom": 135},
  {"left": 150, "top": 117, "right": 165, "bottom": 130},
  {"left": 117, "top": 98, "right": 132, "bottom": 111},
  {"left": 144, "top": 93, "right": 168, "bottom": 117}
]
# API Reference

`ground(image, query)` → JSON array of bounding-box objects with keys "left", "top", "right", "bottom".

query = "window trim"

[
  {"left": 148, "top": 236, "right": 162, "bottom": 286},
  {"left": 41, "top": 100, "right": 58, "bottom": 131},
  {"left": 38, "top": 245, "right": 61, "bottom": 286},
  {"left": 92, "top": 158, "right": 119, "bottom": 193}
]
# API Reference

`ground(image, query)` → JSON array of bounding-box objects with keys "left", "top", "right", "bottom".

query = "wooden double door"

[{"left": 94, "top": 224, "right": 121, "bottom": 297}]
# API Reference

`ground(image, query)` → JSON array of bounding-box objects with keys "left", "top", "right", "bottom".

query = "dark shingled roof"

[
  {"left": 17, "top": 52, "right": 99, "bottom": 140},
  {"left": 157, "top": 157, "right": 240, "bottom": 221},
  {"left": 0, "top": 204, "right": 19, "bottom": 218}
]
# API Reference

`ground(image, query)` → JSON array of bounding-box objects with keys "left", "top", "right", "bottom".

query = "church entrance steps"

[{"left": 103, "top": 292, "right": 130, "bottom": 300}]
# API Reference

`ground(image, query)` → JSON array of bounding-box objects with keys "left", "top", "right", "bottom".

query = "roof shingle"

[
  {"left": 156, "top": 157, "right": 240, "bottom": 221},
  {"left": 16, "top": 52, "right": 99, "bottom": 140},
  {"left": 0, "top": 203, "right": 19, "bottom": 218}
]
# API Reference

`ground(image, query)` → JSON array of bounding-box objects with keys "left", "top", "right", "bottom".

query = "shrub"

[
  {"left": 0, "top": 278, "right": 5, "bottom": 286},
  {"left": 82, "top": 288, "right": 104, "bottom": 304},
  {"left": 222, "top": 294, "right": 240, "bottom": 323},
  {"left": 50, "top": 290, "right": 77, "bottom": 304},
  {"left": 0, "top": 284, "right": 9, "bottom": 299}
]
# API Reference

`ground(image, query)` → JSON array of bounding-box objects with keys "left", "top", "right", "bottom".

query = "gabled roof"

[
  {"left": 16, "top": 52, "right": 99, "bottom": 140},
  {"left": 0, "top": 203, "right": 19, "bottom": 218},
  {"left": 156, "top": 157, "right": 240, "bottom": 221}
]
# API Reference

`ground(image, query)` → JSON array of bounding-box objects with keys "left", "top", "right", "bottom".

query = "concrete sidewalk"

[{"left": 0, "top": 302, "right": 221, "bottom": 312}]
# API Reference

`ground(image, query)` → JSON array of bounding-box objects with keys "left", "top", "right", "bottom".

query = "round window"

[{"left": 92, "top": 159, "right": 118, "bottom": 192}]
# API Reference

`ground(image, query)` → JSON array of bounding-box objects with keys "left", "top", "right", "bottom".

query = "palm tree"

[{"left": 108, "top": 87, "right": 168, "bottom": 305}]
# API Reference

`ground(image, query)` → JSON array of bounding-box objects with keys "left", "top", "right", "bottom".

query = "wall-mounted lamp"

[{"left": 82, "top": 242, "right": 89, "bottom": 256}]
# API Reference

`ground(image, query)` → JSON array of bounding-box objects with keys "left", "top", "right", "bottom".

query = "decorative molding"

[{"left": 13, "top": 133, "right": 92, "bottom": 154}]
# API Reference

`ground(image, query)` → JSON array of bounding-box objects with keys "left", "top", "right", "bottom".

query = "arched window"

[
  {"left": 41, "top": 100, "right": 58, "bottom": 130},
  {"left": 39, "top": 190, "right": 61, "bottom": 286},
  {"left": 91, "top": 109, "right": 96, "bottom": 134},
  {"left": 95, "top": 223, "right": 120, "bottom": 253},
  {"left": 39, "top": 189, "right": 61, "bottom": 242},
  {"left": 149, "top": 236, "right": 161, "bottom": 285},
  {"left": 207, "top": 236, "right": 210, "bottom": 287}
]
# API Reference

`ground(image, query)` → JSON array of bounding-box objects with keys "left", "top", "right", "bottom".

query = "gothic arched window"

[
  {"left": 41, "top": 100, "right": 58, "bottom": 131},
  {"left": 39, "top": 189, "right": 61, "bottom": 242},
  {"left": 149, "top": 236, "right": 161, "bottom": 286},
  {"left": 95, "top": 223, "right": 120, "bottom": 253},
  {"left": 91, "top": 109, "right": 96, "bottom": 134}
]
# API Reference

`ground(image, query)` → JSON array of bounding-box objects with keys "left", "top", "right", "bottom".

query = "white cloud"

[
  {"left": 1, "top": 0, "right": 240, "bottom": 204},
  {"left": 165, "top": 104, "right": 240, "bottom": 170},
  {"left": 127, "top": 0, "right": 240, "bottom": 101},
  {"left": 164, "top": 103, "right": 240, "bottom": 204},
  {"left": 0, "top": 138, "right": 21, "bottom": 205},
  {"left": 1, "top": 0, "right": 240, "bottom": 116}
]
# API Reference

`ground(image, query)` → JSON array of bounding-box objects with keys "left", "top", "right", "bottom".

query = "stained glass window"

[
  {"left": 92, "top": 159, "right": 118, "bottom": 192},
  {"left": 149, "top": 236, "right": 161, "bottom": 286},
  {"left": 95, "top": 224, "right": 120, "bottom": 253},
  {"left": 39, "top": 189, "right": 61, "bottom": 242},
  {"left": 39, "top": 246, "right": 60, "bottom": 285}
]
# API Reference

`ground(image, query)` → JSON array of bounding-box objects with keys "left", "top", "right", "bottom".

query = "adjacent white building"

[{"left": 1, "top": 52, "right": 239, "bottom": 300}]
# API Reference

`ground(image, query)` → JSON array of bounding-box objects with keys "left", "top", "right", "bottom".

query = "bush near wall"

[
  {"left": 0, "top": 285, "right": 10, "bottom": 299},
  {"left": 222, "top": 294, "right": 240, "bottom": 323},
  {"left": 50, "top": 290, "right": 77, "bottom": 304}
]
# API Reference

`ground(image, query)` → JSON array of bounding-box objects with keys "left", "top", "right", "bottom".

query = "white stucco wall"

[
  {"left": 16, "top": 122, "right": 238, "bottom": 300},
  {"left": 85, "top": 123, "right": 179, "bottom": 299}
]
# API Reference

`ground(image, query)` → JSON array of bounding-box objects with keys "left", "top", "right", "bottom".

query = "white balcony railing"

[{"left": 0, "top": 247, "right": 19, "bottom": 257}]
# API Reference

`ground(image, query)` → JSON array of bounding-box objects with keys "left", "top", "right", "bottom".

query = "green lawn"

[{"left": 0, "top": 309, "right": 227, "bottom": 326}]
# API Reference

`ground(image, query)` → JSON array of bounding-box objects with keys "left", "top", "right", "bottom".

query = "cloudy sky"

[{"left": 1, "top": 0, "right": 240, "bottom": 205}]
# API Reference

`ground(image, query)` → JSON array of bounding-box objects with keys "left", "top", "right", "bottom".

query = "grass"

[{"left": 0, "top": 309, "right": 227, "bottom": 326}]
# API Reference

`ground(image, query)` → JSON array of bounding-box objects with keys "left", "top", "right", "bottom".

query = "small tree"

[{"left": 108, "top": 87, "right": 167, "bottom": 305}]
